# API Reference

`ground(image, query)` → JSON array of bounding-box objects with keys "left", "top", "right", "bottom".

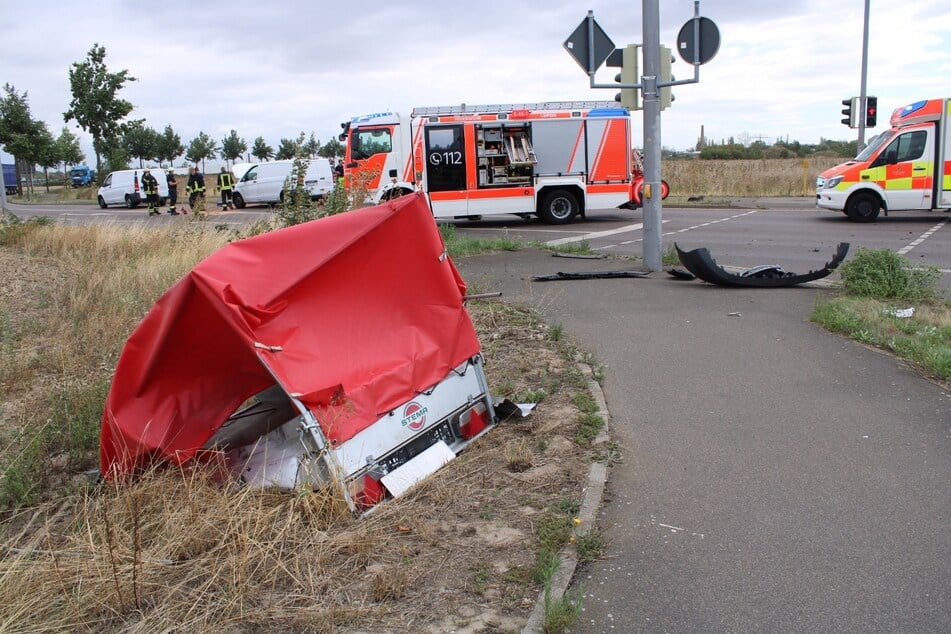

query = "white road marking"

[
  {"left": 595, "top": 210, "right": 759, "bottom": 249},
  {"left": 545, "top": 222, "right": 646, "bottom": 246},
  {"left": 897, "top": 219, "right": 948, "bottom": 255}
]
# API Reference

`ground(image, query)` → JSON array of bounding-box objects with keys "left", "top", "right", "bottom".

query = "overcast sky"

[{"left": 2, "top": 0, "right": 950, "bottom": 168}]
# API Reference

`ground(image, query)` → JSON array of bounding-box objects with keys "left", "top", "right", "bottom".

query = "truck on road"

[
  {"left": 2, "top": 163, "right": 17, "bottom": 195},
  {"left": 339, "top": 101, "right": 641, "bottom": 224},
  {"left": 69, "top": 165, "right": 96, "bottom": 187},
  {"left": 816, "top": 97, "right": 951, "bottom": 221}
]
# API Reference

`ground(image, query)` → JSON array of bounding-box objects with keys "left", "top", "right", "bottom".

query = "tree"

[
  {"left": 0, "top": 84, "right": 49, "bottom": 196},
  {"left": 275, "top": 137, "right": 299, "bottom": 160},
  {"left": 156, "top": 125, "right": 184, "bottom": 167},
  {"left": 123, "top": 120, "right": 160, "bottom": 167},
  {"left": 55, "top": 127, "right": 84, "bottom": 184},
  {"left": 64, "top": 43, "right": 136, "bottom": 177},
  {"left": 32, "top": 124, "right": 58, "bottom": 193},
  {"left": 318, "top": 138, "right": 344, "bottom": 162},
  {"left": 301, "top": 131, "right": 320, "bottom": 158},
  {"left": 185, "top": 131, "right": 218, "bottom": 171},
  {"left": 220, "top": 129, "right": 247, "bottom": 166},
  {"left": 251, "top": 136, "right": 274, "bottom": 162}
]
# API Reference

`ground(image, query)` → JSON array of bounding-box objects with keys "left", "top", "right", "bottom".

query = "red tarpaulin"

[{"left": 100, "top": 193, "right": 481, "bottom": 477}]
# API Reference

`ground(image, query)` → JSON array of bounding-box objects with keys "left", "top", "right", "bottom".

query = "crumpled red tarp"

[{"left": 100, "top": 193, "right": 480, "bottom": 477}]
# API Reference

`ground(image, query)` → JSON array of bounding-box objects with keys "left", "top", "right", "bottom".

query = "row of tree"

[{"left": 0, "top": 43, "right": 343, "bottom": 193}]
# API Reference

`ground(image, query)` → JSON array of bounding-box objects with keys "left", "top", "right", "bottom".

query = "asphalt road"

[
  {"left": 447, "top": 198, "right": 951, "bottom": 294},
  {"left": 457, "top": 249, "right": 950, "bottom": 633}
]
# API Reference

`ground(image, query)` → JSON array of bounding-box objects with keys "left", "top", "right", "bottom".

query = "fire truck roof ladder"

[{"left": 411, "top": 102, "right": 620, "bottom": 116}]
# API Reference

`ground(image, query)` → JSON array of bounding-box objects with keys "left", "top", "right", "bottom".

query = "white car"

[
  {"left": 97, "top": 168, "right": 169, "bottom": 208},
  {"left": 232, "top": 159, "right": 333, "bottom": 208}
]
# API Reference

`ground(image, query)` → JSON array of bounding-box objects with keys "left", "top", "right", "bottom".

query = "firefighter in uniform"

[
  {"left": 165, "top": 168, "right": 180, "bottom": 215},
  {"left": 217, "top": 166, "right": 235, "bottom": 210},
  {"left": 187, "top": 167, "right": 206, "bottom": 217},
  {"left": 142, "top": 169, "right": 160, "bottom": 216}
]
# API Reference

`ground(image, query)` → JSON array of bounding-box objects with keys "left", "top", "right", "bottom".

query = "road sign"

[
  {"left": 676, "top": 16, "right": 720, "bottom": 65},
  {"left": 564, "top": 14, "right": 616, "bottom": 73}
]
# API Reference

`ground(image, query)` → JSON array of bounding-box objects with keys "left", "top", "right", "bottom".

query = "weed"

[
  {"left": 439, "top": 223, "right": 522, "bottom": 256},
  {"left": 556, "top": 499, "right": 580, "bottom": 516},
  {"left": 548, "top": 323, "right": 563, "bottom": 342},
  {"left": 544, "top": 589, "right": 582, "bottom": 633},
  {"left": 506, "top": 438, "right": 534, "bottom": 473},
  {"left": 575, "top": 413, "right": 605, "bottom": 445},
  {"left": 516, "top": 388, "right": 548, "bottom": 403},
  {"left": 571, "top": 392, "right": 599, "bottom": 415},
  {"left": 839, "top": 247, "right": 939, "bottom": 301},
  {"left": 662, "top": 243, "right": 680, "bottom": 267},
  {"left": 575, "top": 530, "right": 606, "bottom": 563}
]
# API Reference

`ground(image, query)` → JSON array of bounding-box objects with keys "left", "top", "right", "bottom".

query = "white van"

[
  {"left": 232, "top": 159, "right": 333, "bottom": 208},
  {"left": 97, "top": 168, "right": 169, "bottom": 209}
]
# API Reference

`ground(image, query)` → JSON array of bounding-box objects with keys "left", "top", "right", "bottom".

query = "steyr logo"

[{"left": 401, "top": 402, "right": 428, "bottom": 431}]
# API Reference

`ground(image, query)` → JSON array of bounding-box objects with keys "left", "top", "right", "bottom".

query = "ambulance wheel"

[
  {"left": 846, "top": 192, "right": 880, "bottom": 222},
  {"left": 538, "top": 189, "right": 579, "bottom": 224},
  {"left": 232, "top": 192, "right": 245, "bottom": 209},
  {"left": 97, "top": 195, "right": 107, "bottom": 209}
]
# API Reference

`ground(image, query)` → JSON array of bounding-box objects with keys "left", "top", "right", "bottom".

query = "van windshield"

[{"left": 855, "top": 132, "right": 891, "bottom": 162}]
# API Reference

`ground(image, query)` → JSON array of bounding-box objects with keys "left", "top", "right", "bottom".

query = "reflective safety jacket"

[
  {"left": 218, "top": 172, "right": 235, "bottom": 191},
  {"left": 188, "top": 172, "right": 206, "bottom": 194},
  {"left": 142, "top": 172, "right": 158, "bottom": 194}
]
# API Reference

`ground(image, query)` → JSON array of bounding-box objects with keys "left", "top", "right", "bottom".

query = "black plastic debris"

[
  {"left": 667, "top": 267, "right": 696, "bottom": 280},
  {"left": 674, "top": 242, "right": 850, "bottom": 288},
  {"left": 532, "top": 270, "right": 650, "bottom": 282}
]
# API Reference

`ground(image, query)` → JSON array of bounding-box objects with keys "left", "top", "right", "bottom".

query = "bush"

[{"left": 839, "top": 247, "right": 939, "bottom": 301}]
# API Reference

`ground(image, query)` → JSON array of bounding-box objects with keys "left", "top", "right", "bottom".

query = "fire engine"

[
  {"left": 816, "top": 97, "right": 951, "bottom": 221},
  {"left": 339, "top": 101, "right": 647, "bottom": 224}
]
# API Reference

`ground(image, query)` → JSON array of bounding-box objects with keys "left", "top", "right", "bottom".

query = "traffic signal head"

[
  {"left": 659, "top": 45, "right": 675, "bottom": 110},
  {"left": 614, "top": 44, "right": 640, "bottom": 111},
  {"left": 865, "top": 96, "right": 877, "bottom": 127},
  {"left": 841, "top": 97, "right": 858, "bottom": 128}
]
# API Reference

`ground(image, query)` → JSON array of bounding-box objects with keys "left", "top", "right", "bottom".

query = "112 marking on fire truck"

[{"left": 339, "top": 101, "right": 643, "bottom": 224}]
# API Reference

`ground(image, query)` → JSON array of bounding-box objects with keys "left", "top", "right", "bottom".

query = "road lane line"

[
  {"left": 897, "top": 219, "right": 948, "bottom": 255},
  {"left": 545, "top": 222, "right": 645, "bottom": 246},
  {"left": 596, "top": 210, "right": 759, "bottom": 249}
]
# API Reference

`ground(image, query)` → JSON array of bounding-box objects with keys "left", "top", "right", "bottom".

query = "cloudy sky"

[{"left": 2, "top": 0, "right": 950, "bottom": 168}]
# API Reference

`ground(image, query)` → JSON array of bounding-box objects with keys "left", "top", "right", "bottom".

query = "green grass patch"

[
  {"left": 839, "top": 247, "right": 940, "bottom": 302},
  {"left": 575, "top": 412, "right": 606, "bottom": 445},
  {"left": 439, "top": 223, "right": 522, "bottom": 256},
  {"left": 811, "top": 297, "right": 951, "bottom": 382}
]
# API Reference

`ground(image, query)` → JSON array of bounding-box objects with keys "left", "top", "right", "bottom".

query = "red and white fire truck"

[{"left": 339, "top": 101, "right": 645, "bottom": 224}]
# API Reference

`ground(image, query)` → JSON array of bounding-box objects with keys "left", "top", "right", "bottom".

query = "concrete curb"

[{"left": 522, "top": 362, "right": 611, "bottom": 633}]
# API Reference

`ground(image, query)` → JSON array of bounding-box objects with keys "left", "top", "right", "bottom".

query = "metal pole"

[
  {"left": 0, "top": 157, "right": 8, "bottom": 215},
  {"left": 641, "top": 0, "right": 662, "bottom": 272},
  {"left": 857, "top": 0, "right": 870, "bottom": 149}
]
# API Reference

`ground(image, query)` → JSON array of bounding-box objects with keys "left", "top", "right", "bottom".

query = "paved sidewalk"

[{"left": 457, "top": 250, "right": 950, "bottom": 633}]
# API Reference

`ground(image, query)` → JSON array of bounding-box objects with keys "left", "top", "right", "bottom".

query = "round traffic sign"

[{"left": 676, "top": 16, "right": 720, "bottom": 65}]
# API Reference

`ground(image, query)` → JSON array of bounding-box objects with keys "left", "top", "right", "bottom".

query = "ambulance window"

[
  {"left": 892, "top": 130, "right": 927, "bottom": 162},
  {"left": 352, "top": 128, "right": 392, "bottom": 160}
]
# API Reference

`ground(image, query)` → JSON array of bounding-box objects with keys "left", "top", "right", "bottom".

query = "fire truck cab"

[
  {"left": 816, "top": 97, "right": 951, "bottom": 221},
  {"left": 340, "top": 102, "right": 637, "bottom": 224}
]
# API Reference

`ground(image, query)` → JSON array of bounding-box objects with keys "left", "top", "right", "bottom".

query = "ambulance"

[
  {"left": 816, "top": 97, "right": 951, "bottom": 221},
  {"left": 339, "top": 101, "right": 639, "bottom": 224}
]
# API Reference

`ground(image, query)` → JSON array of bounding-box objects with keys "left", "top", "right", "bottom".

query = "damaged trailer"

[{"left": 100, "top": 193, "right": 497, "bottom": 511}]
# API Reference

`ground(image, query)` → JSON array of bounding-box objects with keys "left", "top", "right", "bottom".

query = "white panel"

[{"left": 381, "top": 440, "right": 455, "bottom": 498}]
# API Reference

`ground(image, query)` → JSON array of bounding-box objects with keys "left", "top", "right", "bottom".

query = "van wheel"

[
  {"left": 97, "top": 196, "right": 107, "bottom": 209},
  {"left": 538, "top": 189, "right": 579, "bottom": 225},
  {"left": 846, "top": 192, "right": 880, "bottom": 222},
  {"left": 124, "top": 194, "right": 136, "bottom": 209},
  {"left": 232, "top": 192, "right": 245, "bottom": 209}
]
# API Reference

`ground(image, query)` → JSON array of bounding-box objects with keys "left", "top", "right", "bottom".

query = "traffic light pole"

[
  {"left": 641, "top": 0, "right": 662, "bottom": 272},
  {"left": 857, "top": 0, "right": 870, "bottom": 149}
]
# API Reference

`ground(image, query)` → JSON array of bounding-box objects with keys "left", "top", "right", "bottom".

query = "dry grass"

[
  {"left": 0, "top": 219, "right": 598, "bottom": 631},
  {"left": 664, "top": 156, "right": 844, "bottom": 198}
]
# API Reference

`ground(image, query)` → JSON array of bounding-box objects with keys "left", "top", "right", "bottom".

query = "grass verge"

[
  {"left": 811, "top": 248, "right": 950, "bottom": 384},
  {"left": 0, "top": 217, "right": 607, "bottom": 632}
]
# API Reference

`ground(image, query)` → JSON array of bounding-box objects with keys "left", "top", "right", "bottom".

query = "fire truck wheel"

[
  {"left": 538, "top": 189, "right": 579, "bottom": 224},
  {"left": 845, "top": 192, "right": 880, "bottom": 222}
]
